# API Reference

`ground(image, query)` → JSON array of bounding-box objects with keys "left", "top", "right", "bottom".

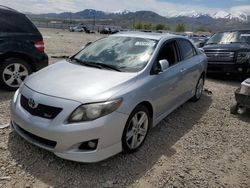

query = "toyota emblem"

[{"left": 28, "top": 98, "right": 38, "bottom": 109}]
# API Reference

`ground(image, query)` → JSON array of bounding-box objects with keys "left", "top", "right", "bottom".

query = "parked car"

[
  {"left": 190, "top": 37, "right": 209, "bottom": 48},
  {"left": 0, "top": 6, "right": 48, "bottom": 90},
  {"left": 11, "top": 32, "right": 207, "bottom": 162},
  {"left": 230, "top": 78, "right": 250, "bottom": 115},
  {"left": 100, "top": 28, "right": 119, "bottom": 34},
  {"left": 203, "top": 29, "right": 250, "bottom": 77},
  {"left": 69, "top": 24, "right": 90, "bottom": 33}
]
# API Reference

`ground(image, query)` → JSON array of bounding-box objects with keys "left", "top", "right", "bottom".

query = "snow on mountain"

[
  {"left": 113, "top": 10, "right": 130, "bottom": 15},
  {"left": 170, "top": 11, "right": 209, "bottom": 18},
  {"left": 172, "top": 10, "right": 248, "bottom": 22},
  {"left": 212, "top": 10, "right": 248, "bottom": 21}
]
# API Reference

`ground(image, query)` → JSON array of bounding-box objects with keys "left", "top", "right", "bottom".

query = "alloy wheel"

[
  {"left": 196, "top": 77, "right": 204, "bottom": 99},
  {"left": 2, "top": 63, "right": 29, "bottom": 87},
  {"left": 125, "top": 111, "right": 149, "bottom": 149}
]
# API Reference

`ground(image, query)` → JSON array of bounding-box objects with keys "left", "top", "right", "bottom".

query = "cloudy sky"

[{"left": 0, "top": 0, "right": 250, "bottom": 16}]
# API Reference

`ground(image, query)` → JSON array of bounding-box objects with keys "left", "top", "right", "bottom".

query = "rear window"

[{"left": 0, "top": 10, "right": 39, "bottom": 34}]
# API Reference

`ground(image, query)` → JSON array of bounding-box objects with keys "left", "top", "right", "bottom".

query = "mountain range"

[{"left": 29, "top": 9, "right": 250, "bottom": 31}]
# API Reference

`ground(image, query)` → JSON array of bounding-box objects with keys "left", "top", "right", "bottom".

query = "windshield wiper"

[
  {"left": 70, "top": 58, "right": 121, "bottom": 72},
  {"left": 92, "top": 62, "right": 121, "bottom": 72},
  {"left": 69, "top": 58, "right": 103, "bottom": 69},
  {"left": 206, "top": 42, "right": 218, "bottom": 45},
  {"left": 81, "top": 60, "right": 121, "bottom": 72},
  {"left": 228, "top": 41, "right": 250, "bottom": 44},
  {"left": 69, "top": 57, "right": 82, "bottom": 63}
]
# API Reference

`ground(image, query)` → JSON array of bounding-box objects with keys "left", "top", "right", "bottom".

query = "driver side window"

[{"left": 157, "top": 41, "right": 179, "bottom": 67}]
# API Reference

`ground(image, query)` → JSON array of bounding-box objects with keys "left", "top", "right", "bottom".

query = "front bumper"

[
  {"left": 10, "top": 86, "right": 129, "bottom": 163},
  {"left": 207, "top": 62, "right": 250, "bottom": 74}
]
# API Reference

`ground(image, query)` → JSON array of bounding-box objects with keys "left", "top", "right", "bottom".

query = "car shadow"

[
  {"left": 7, "top": 94, "right": 212, "bottom": 187},
  {"left": 206, "top": 73, "right": 245, "bottom": 87}
]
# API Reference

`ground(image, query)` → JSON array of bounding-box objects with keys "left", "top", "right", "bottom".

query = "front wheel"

[
  {"left": 122, "top": 105, "right": 151, "bottom": 153},
  {"left": 0, "top": 58, "right": 32, "bottom": 91},
  {"left": 191, "top": 75, "right": 204, "bottom": 102}
]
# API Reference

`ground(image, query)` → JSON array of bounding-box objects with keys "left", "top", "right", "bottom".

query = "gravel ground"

[{"left": 0, "top": 28, "right": 249, "bottom": 188}]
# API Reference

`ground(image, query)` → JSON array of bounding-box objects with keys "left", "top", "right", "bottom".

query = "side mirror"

[{"left": 158, "top": 59, "right": 169, "bottom": 72}]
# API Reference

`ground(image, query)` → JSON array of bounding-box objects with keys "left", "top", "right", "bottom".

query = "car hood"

[
  {"left": 24, "top": 60, "right": 137, "bottom": 103},
  {"left": 203, "top": 43, "right": 250, "bottom": 51}
]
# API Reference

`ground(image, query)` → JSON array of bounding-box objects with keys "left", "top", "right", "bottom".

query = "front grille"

[
  {"left": 20, "top": 95, "right": 63, "bottom": 119},
  {"left": 205, "top": 51, "right": 235, "bottom": 63},
  {"left": 14, "top": 123, "right": 57, "bottom": 148}
]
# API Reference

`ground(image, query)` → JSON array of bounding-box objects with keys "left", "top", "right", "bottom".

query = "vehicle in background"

[
  {"left": 0, "top": 6, "right": 48, "bottom": 90},
  {"left": 230, "top": 78, "right": 250, "bottom": 115},
  {"left": 69, "top": 24, "right": 90, "bottom": 33},
  {"left": 11, "top": 32, "right": 207, "bottom": 162},
  {"left": 100, "top": 28, "right": 119, "bottom": 34},
  {"left": 190, "top": 37, "right": 209, "bottom": 48},
  {"left": 203, "top": 29, "right": 250, "bottom": 77}
]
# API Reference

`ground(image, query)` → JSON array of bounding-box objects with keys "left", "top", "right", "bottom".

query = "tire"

[
  {"left": 230, "top": 103, "right": 247, "bottom": 115},
  {"left": 191, "top": 75, "right": 204, "bottom": 102},
  {"left": 122, "top": 105, "right": 151, "bottom": 153},
  {"left": 230, "top": 103, "right": 239, "bottom": 115},
  {"left": 237, "top": 105, "right": 247, "bottom": 115},
  {"left": 0, "top": 58, "right": 32, "bottom": 91}
]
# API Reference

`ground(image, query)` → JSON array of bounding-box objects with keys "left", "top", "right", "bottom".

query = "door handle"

[{"left": 180, "top": 68, "right": 186, "bottom": 73}]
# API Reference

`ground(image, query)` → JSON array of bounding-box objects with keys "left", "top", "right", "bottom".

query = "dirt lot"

[{"left": 0, "top": 28, "right": 249, "bottom": 188}]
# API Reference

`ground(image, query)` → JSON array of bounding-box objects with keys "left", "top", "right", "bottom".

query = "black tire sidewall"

[
  {"left": 122, "top": 105, "right": 151, "bottom": 153},
  {"left": 0, "top": 58, "right": 32, "bottom": 91},
  {"left": 230, "top": 103, "right": 239, "bottom": 115}
]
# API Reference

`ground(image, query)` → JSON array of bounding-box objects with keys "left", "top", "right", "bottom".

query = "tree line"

[{"left": 134, "top": 22, "right": 212, "bottom": 32}]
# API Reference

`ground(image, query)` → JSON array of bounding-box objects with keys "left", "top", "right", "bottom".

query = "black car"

[
  {"left": 203, "top": 29, "right": 250, "bottom": 77},
  {"left": 0, "top": 6, "right": 48, "bottom": 90}
]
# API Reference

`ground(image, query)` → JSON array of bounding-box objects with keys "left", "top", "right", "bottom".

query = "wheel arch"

[
  {"left": 0, "top": 52, "right": 35, "bottom": 71},
  {"left": 135, "top": 101, "right": 154, "bottom": 119}
]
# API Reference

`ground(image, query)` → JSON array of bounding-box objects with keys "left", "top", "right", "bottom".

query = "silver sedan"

[{"left": 10, "top": 32, "right": 207, "bottom": 162}]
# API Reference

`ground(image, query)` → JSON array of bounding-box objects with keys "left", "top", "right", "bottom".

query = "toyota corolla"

[{"left": 10, "top": 32, "right": 207, "bottom": 162}]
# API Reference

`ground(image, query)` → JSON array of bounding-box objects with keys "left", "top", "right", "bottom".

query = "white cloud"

[
  {"left": 230, "top": 5, "right": 250, "bottom": 14},
  {"left": 0, "top": 0, "right": 249, "bottom": 16}
]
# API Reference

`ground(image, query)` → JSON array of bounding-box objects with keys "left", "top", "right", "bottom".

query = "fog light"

[
  {"left": 238, "top": 67, "right": 243, "bottom": 72},
  {"left": 78, "top": 139, "right": 98, "bottom": 151},
  {"left": 88, "top": 141, "right": 96, "bottom": 148}
]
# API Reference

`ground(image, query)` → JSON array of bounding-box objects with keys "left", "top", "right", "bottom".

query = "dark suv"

[
  {"left": 203, "top": 29, "right": 250, "bottom": 77},
  {"left": 0, "top": 6, "right": 48, "bottom": 90}
]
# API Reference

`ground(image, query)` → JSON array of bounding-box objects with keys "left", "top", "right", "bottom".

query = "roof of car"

[
  {"left": 0, "top": 5, "right": 20, "bottom": 14},
  {"left": 113, "top": 31, "right": 185, "bottom": 41}
]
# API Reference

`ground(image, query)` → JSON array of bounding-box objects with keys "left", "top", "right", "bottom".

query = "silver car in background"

[{"left": 10, "top": 32, "right": 207, "bottom": 162}]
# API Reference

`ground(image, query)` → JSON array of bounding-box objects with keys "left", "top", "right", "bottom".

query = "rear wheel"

[
  {"left": 191, "top": 75, "right": 204, "bottom": 102},
  {"left": 0, "top": 58, "right": 32, "bottom": 91},
  {"left": 122, "top": 105, "right": 151, "bottom": 153}
]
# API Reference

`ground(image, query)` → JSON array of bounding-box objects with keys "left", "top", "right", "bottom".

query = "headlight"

[
  {"left": 68, "top": 99, "right": 122, "bottom": 123},
  {"left": 236, "top": 51, "right": 250, "bottom": 64}
]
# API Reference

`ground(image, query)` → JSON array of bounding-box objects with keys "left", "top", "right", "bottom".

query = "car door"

[
  {"left": 148, "top": 39, "right": 185, "bottom": 119},
  {"left": 176, "top": 39, "right": 202, "bottom": 98}
]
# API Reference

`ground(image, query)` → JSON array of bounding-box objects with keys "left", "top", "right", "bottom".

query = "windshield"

[
  {"left": 73, "top": 36, "right": 157, "bottom": 72},
  {"left": 207, "top": 31, "right": 250, "bottom": 45}
]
